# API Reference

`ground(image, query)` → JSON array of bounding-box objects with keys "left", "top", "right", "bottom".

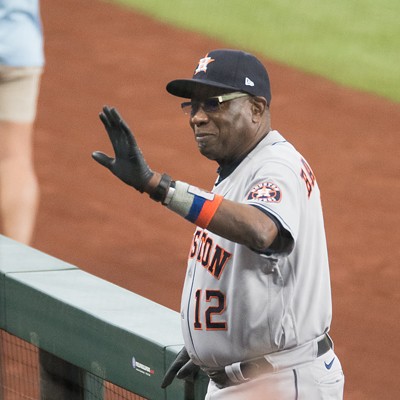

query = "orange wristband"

[{"left": 193, "top": 194, "right": 223, "bottom": 228}]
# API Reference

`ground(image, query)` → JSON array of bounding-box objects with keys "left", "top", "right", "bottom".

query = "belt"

[{"left": 206, "top": 335, "right": 332, "bottom": 389}]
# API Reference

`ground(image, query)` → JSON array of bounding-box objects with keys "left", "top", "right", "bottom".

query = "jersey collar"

[{"left": 215, "top": 130, "right": 282, "bottom": 185}]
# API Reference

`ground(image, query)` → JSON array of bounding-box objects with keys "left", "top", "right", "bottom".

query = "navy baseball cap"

[{"left": 166, "top": 49, "right": 271, "bottom": 104}]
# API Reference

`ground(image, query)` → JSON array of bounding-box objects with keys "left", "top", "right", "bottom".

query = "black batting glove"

[
  {"left": 161, "top": 347, "right": 200, "bottom": 389},
  {"left": 92, "top": 106, "right": 154, "bottom": 192}
]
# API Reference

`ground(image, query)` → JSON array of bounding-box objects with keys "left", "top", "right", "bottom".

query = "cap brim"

[{"left": 166, "top": 79, "right": 239, "bottom": 99}]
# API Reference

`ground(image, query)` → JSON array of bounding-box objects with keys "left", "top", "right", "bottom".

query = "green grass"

[{"left": 110, "top": 0, "right": 400, "bottom": 102}]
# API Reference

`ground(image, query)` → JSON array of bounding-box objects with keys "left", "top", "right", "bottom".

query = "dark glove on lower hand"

[
  {"left": 161, "top": 347, "right": 200, "bottom": 389},
  {"left": 92, "top": 106, "right": 154, "bottom": 192}
]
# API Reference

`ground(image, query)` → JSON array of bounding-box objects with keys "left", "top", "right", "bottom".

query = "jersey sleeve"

[{"left": 244, "top": 160, "right": 301, "bottom": 255}]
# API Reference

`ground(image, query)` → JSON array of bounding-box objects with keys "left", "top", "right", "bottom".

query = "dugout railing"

[{"left": 0, "top": 235, "right": 208, "bottom": 399}]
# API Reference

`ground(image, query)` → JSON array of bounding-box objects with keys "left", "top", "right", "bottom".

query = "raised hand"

[{"left": 92, "top": 106, "right": 154, "bottom": 192}]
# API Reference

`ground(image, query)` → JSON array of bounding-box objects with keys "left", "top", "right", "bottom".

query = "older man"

[{"left": 93, "top": 49, "right": 344, "bottom": 399}]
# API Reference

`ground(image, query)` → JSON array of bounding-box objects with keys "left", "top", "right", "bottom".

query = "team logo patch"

[
  {"left": 194, "top": 55, "right": 215, "bottom": 75},
  {"left": 247, "top": 182, "right": 282, "bottom": 203}
]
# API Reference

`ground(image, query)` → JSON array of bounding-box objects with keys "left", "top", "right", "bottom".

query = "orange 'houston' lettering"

[
  {"left": 188, "top": 229, "right": 232, "bottom": 279},
  {"left": 208, "top": 245, "right": 232, "bottom": 279}
]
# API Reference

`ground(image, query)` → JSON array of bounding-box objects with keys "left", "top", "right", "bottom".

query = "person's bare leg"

[{"left": 0, "top": 120, "right": 39, "bottom": 244}]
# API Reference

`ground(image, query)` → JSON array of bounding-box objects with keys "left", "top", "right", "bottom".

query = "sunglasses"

[{"left": 181, "top": 92, "right": 249, "bottom": 116}]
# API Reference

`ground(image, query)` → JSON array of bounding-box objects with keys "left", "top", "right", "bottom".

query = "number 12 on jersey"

[{"left": 194, "top": 289, "right": 227, "bottom": 330}]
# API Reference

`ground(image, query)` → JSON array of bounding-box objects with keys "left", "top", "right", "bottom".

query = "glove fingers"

[
  {"left": 102, "top": 106, "right": 119, "bottom": 127},
  {"left": 100, "top": 106, "right": 123, "bottom": 136},
  {"left": 107, "top": 107, "right": 138, "bottom": 151},
  {"left": 108, "top": 107, "right": 133, "bottom": 140},
  {"left": 161, "top": 348, "right": 191, "bottom": 389},
  {"left": 101, "top": 106, "right": 138, "bottom": 156},
  {"left": 161, "top": 360, "right": 199, "bottom": 388},
  {"left": 99, "top": 110, "right": 119, "bottom": 152},
  {"left": 99, "top": 108, "right": 127, "bottom": 158},
  {"left": 176, "top": 360, "right": 200, "bottom": 379},
  {"left": 161, "top": 362, "right": 182, "bottom": 388},
  {"left": 92, "top": 151, "right": 114, "bottom": 169},
  {"left": 99, "top": 110, "right": 111, "bottom": 128},
  {"left": 96, "top": 105, "right": 152, "bottom": 191},
  {"left": 120, "top": 118, "right": 138, "bottom": 149},
  {"left": 108, "top": 106, "right": 122, "bottom": 124}
]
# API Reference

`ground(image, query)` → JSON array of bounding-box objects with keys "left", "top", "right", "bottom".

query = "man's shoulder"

[{"left": 252, "top": 131, "right": 298, "bottom": 162}]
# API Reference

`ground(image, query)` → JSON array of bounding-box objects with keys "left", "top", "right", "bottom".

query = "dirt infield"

[{"left": 31, "top": 0, "right": 400, "bottom": 398}]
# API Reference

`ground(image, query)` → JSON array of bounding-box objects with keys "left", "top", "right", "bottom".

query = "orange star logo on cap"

[{"left": 194, "top": 55, "right": 215, "bottom": 75}]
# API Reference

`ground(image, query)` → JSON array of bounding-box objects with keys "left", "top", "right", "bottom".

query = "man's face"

[{"left": 188, "top": 90, "right": 255, "bottom": 165}]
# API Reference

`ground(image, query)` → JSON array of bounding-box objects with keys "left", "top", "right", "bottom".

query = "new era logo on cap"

[
  {"left": 245, "top": 77, "right": 254, "bottom": 87},
  {"left": 166, "top": 49, "right": 271, "bottom": 104}
]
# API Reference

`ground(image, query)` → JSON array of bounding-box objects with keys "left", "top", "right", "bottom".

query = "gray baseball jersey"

[{"left": 180, "top": 130, "right": 332, "bottom": 368}]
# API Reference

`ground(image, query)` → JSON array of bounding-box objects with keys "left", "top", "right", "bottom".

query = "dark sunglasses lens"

[
  {"left": 203, "top": 98, "right": 220, "bottom": 113},
  {"left": 190, "top": 101, "right": 201, "bottom": 116},
  {"left": 181, "top": 102, "right": 192, "bottom": 115},
  {"left": 181, "top": 98, "right": 220, "bottom": 116}
]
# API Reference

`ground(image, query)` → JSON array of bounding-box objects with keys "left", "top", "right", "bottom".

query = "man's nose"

[{"left": 190, "top": 105, "right": 209, "bottom": 124}]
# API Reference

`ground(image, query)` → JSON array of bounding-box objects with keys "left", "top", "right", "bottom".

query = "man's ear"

[{"left": 251, "top": 96, "right": 268, "bottom": 122}]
